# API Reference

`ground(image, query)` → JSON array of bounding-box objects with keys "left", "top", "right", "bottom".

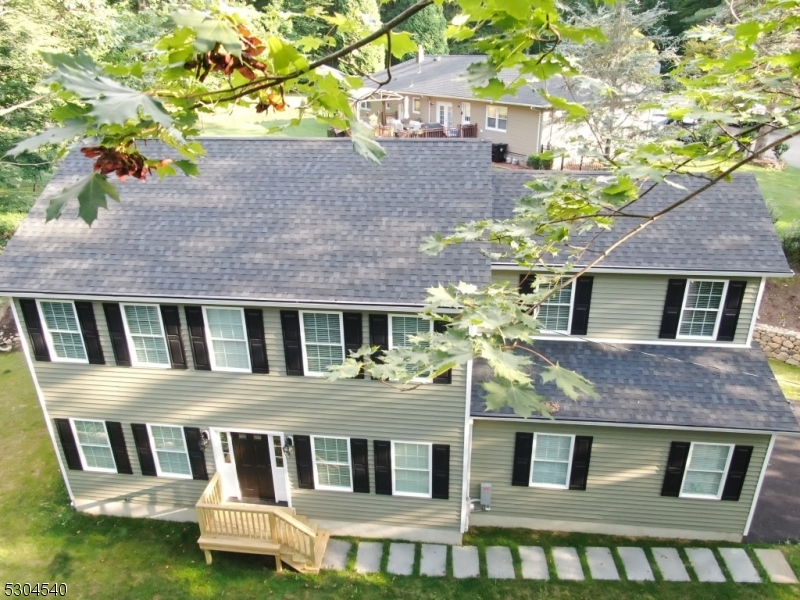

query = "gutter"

[{"left": 490, "top": 264, "right": 794, "bottom": 278}]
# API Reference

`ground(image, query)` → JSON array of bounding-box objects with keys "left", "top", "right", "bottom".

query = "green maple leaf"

[
  {"left": 349, "top": 120, "right": 385, "bottom": 165},
  {"left": 174, "top": 160, "right": 200, "bottom": 177},
  {"left": 482, "top": 379, "right": 549, "bottom": 419},
  {"left": 539, "top": 364, "right": 599, "bottom": 400},
  {"left": 478, "top": 341, "right": 531, "bottom": 384},
  {"left": 6, "top": 120, "right": 86, "bottom": 156},
  {"left": 45, "top": 173, "right": 120, "bottom": 225}
]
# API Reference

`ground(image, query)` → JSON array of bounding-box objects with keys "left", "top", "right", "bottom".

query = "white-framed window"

[
  {"left": 147, "top": 424, "right": 192, "bottom": 479},
  {"left": 299, "top": 311, "right": 345, "bottom": 376},
  {"left": 121, "top": 303, "right": 170, "bottom": 368},
  {"left": 437, "top": 102, "right": 453, "bottom": 127},
  {"left": 203, "top": 307, "right": 251, "bottom": 372},
  {"left": 530, "top": 433, "right": 575, "bottom": 489},
  {"left": 680, "top": 442, "right": 734, "bottom": 500},
  {"left": 312, "top": 436, "right": 352, "bottom": 492},
  {"left": 71, "top": 419, "right": 116, "bottom": 473},
  {"left": 392, "top": 441, "right": 432, "bottom": 498},
  {"left": 36, "top": 300, "right": 87, "bottom": 363},
  {"left": 677, "top": 280, "right": 729, "bottom": 339},
  {"left": 389, "top": 315, "right": 433, "bottom": 380},
  {"left": 462, "top": 102, "right": 471, "bottom": 124},
  {"left": 360, "top": 100, "right": 370, "bottom": 110},
  {"left": 413, "top": 98, "right": 421, "bottom": 113},
  {"left": 537, "top": 279, "right": 574, "bottom": 333},
  {"left": 486, "top": 105, "right": 508, "bottom": 131}
]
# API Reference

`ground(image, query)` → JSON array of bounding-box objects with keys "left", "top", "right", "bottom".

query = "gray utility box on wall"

[{"left": 480, "top": 483, "right": 492, "bottom": 507}]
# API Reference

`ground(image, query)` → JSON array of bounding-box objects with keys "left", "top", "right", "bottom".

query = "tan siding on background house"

[
  {"left": 491, "top": 271, "right": 760, "bottom": 343},
  {"left": 470, "top": 419, "right": 768, "bottom": 535},
  {"left": 18, "top": 300, "right": 466, "bottom": 533}
]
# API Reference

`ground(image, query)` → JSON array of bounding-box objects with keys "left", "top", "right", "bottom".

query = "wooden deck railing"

[{"left": 196, "top": 473, "right": 318, "bottom": 566}]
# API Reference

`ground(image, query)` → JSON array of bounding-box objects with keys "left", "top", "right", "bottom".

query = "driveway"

[
  {"left": 769, "top": 132, "right": 800, "bottom": 168},
  {"left": 746, "top": 431, "right": 800, "bottom": 543}
]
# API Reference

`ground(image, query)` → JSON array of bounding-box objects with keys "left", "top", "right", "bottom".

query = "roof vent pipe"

[{"left": 416, "top": 45, "right": 424, "bottom": 64}]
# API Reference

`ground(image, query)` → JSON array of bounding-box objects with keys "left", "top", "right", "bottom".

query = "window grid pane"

[
  {"left": 74, "top": 420, "right": 116, "bottom": 470},
  {"left": 212, "top": 339, "right": 250, "bottom": 370},
  {"left": 314, "top": 437, "right": 350, "bottom": 488},
  {"left": 683, "top": 444, "right": 729, "bottom": 497},
  {"left": 206, "top": 308, "right": 246, "bottom": 341},
  {"left": 531, "top": 434, "right": 571, "bottom": 487},
  {"left": 124, "top": 305, "right": 169, "bottom": 365},
  {"left": 303, "top": 313, "right": 343, "bottom": 373},
  {"left": 41, "top": 302, "right": 87, "bottom": 360},
  {"left": 679, "top": 281, "right": 725, "bottom": 337},
  {"left": 539, "top": 282, "right": 572, "bottom": 332},
  {"left": 391, "top": 317, "right": 430, "bottom": 349},
  {"left": 395, "top": 469, "right": 429, "bottom": 495},
  {"left": 151, "top": 426, "right": 192, "bottom": 477},
  {"left": 394, "top": 443, "right": 430, "bottom": 495}
]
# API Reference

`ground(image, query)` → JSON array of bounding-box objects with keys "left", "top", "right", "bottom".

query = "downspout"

[{"left": 9, "top": 299, "right": 76, "bottom": 506}]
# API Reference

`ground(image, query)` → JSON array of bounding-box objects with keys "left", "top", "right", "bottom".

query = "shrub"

[
  {"left": 779, "top": 222, "right": 800, "bottom": 262},
  {"left": 527, "top": 153, "right": 554, "bottom": 170},
  {"left": 774, "top": 142, "right": 790, "bottom": 160},
  {"left": 766, "top": 199, "right": 781, "bottom": 224}
]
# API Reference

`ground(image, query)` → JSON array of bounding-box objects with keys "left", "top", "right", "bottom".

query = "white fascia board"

[
  {"left": 470, "top": 415, "right": 800, "bottom": 437},
  {"left": 491, "top": 264, "right": 794, "bottom": 278},
  {"left": 1, "top": 291, "right": 457, "bottom": 314},
  {"left": 393, "top": 90, "right": 547, "bottom": 109}
]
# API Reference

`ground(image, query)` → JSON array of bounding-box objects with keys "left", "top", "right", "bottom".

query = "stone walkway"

[{"left": 321, "top": 539, "right": 799, "bottom": 584}]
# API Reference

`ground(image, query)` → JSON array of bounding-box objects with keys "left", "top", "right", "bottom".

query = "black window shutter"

[
  {"left": 19, "top": 299, "right": 50, "bottom": 362},
  {"left": 280, "top": 311, "right": 304, "bottom": 376},
  {"left": 343, "top": 313, "right": 364, "bottom": 379},
  {"left": 570, "top": 276, "right": 594, "bottom": 336},
  {"left": 244, "top": 308, "right": 269, "bottom": 374},
  {"left": 369, "top": 314, "right": 388, "bottom": 364},
  {"left": 74, "top": 301, "right": 105, "bottom": 364},
  {"left": 374, "top": 440, "right": 392, "bottom": 495},
  {"left": 568, "top": 436, "right": 593, "bottom": 490},
  {"left": 661, "top": 441, "right": 691, "bottom": 497},
  {"left": 159, "top": 305, "right": 187, "bottom": 370},
  {"left": 294, "top": 435, "right": 314, "bottom": 489},
  {"left": 432, "top": 444, "right": 450, "bottom": 499},
  {"left": 183, "top": 427, "right": 209, "bottom": 480},
  {"left": 721, "top": 445, "right": 753, "bottom": 501},
  {"left": 103, "top": 303, "right": 131, "bottom": 367},
  {"left": 717, "top": 281, "right": 747, "bottom": 342},
  {"left": 350, "top": 438, "right": 370, "bottom": 493},
  {"left": 130, "top": 423, "right": 157, "bottom": 476},
  {"left": 511, "top": 432, "right": 534, "bottom": 486},
  {"left": 518, "top": 273, "right": 536, "bottom": 295},
  {"left": 55, "top": 418, "right": 82, "bottom": 470},
  {"left": 432, "top": 320, "right": 452, "bottom": 384},
  {"left": 184, "top": 306, "right": 210, "bottom": 371},
  {"left": 659, "top": 279, "right": 688, "bottom": 339},
  {"left": 105, "top": 421, "right": 132, "bottom": 474}
]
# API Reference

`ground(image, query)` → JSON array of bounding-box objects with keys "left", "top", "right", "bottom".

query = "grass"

[
  {"left": 746, "top": 165, "right": 800, "bottom": 233},
  {"left": 769, "top": 358, "right": 800, "bottom": 401},
  {"left": 0, "top": 182, "right": 50, "bottom": 251},
  {"left": 3, "top": 349, "right": 800, "bottom": 598},
  {"left": 197, "top": 102, "right": 329, "bottom": 138}
]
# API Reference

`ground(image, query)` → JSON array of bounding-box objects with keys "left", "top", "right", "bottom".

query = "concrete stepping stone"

[
  {"left": 321, "top": 539, "right": 351, "bottom": 570},
  {"left": 719, "top": 548, "right": 760, "bottom": 583},
  {"left": 452, "top": 546, "right": 480, "bottom": 579},
  {"left": 486, "top": 546, "right": 515, "bottom": 579},
  {"left": 420, "top": 544, "right": 447, "bottom": 577},
  {"left": 586, "top": 547, "right": 619, "bottom": 580},
  {"left": 754, "top": 549, "right": 799, "bottom": 584},
  {"left": 387, "top": 542, "right": 415, "bottom": 576},
  {"left": 355, "top": 542, "right": 383, "bottom": 574},
  {"left": 618, "top": 547, "right": 655, "bottom": 581},
  {"left": 686, "top": 548, "right": 726, "bottom": 582},
  {"left": 652, "top": 548, "right": 690, "bottom": 582},
  {"left": 553, "top": 547, "right": 584, "bottom": 581},
  {"left": 519, "top": 546, "right": 549, "bottom": 580}
]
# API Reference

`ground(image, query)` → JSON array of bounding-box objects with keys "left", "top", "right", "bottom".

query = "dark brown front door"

[{"left": 232, "top": 432, "right": 275, "bottom": 502}]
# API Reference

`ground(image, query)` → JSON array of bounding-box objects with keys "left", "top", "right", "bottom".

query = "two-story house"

[{"left": 0, "top": 138, "right": 796, "bottom": 572}]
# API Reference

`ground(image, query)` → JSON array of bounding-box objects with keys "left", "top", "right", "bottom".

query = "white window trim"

[
  {"left": 529, "top": 433, "right": 575, "bottom": 490},
  {"left": 202, "top": 306, "right": 252, "bottom": 373},
  {"left": 436, "top": 101, "right": 453, "bottom": 127},
  {"left": 485, "top": 105, "right": 508, "bottom": 132},
  {"left": 391, "top": 440, "right": 433, "bottom": 499},
  {"left": 299, "top": 310, "right": 345, "bottom": 377},
  {"left": 311, "top": 435, "right": 353, "bottom": 492},
  {"left": 537, "top": 280, "right": 575, "bottom": 334},
  {"left": 146, "top": 423, "right": 193, "bottom": 480},
  {"left": 412, "top": 98, "right": 421, "bottom": 113},
  {"left": 120, "top": 303, "right": 171, "bottom": 369},
  {"left": 679, "top": 442, "right": 734, "bottom": 500},
  {"left": 36, "top": 299, "right": 88, "bottom": 364},
  {"left": 388, "top": 314, "right": 434, "bottom": 383},
  {"left": 676, "top": 279, "right": 729, "bottom": 341},
  {"left": 70, "top": 418, "right": 117, "bottom": 473},
  {"left": 462, "top": 102, "right": 471, "bottom": 124}
]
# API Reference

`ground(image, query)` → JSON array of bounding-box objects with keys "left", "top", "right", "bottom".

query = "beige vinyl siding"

[
  {"left": 470, "top": 419, "right": 768, "bottom": 535},
  {"left": 490, "top": 271, "right": 760, "bottom": 343},
  {"left": 20, "top": 300, "right": 466, "bottom": 532}
]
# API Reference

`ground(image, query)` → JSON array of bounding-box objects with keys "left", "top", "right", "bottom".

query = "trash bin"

[{"left": 491, "top": 143, "right": 509, "bottom": 163}]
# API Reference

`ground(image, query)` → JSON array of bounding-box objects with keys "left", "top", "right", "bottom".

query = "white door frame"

[
  {"left": 209, "top": 427, "right": 292, "bottom": 506},
  {"left": 437, "top": 101, "right": 453, "bottom": 127},
  {"left": 461, "top": 102, "right": 471, "bottom": 125}
]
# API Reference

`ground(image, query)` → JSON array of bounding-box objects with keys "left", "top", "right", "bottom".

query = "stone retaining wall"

[{"left": 754, "top": 324, "right": 800, "bottom": 365}]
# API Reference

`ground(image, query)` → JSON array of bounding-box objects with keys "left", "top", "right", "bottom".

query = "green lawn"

[
  {"left": 2, "top": 349, "right": 800, "bottom": 599},
  {"left": 769, "top": 358, "right": 800, "bottom": 401},
  {"left": 0, "top": 178, "right": 50, "bottom": 251},
  {"left": 197, "top": 103, "right": 329, "bottom": 138},
  {"left": 747, "top": 165, "right": 800, "bottom": 233}
]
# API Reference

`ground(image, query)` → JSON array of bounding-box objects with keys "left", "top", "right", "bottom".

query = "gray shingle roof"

[
  {"left": 370, "top": 55, "right": 569, "bottom": 107},
  {"left": 471, "top": 341, "right": 800, "bottom": 433},
  {"left": 0, "top": 138, "right": 493, "bottom": 304},
  {"left": 492, "top": 170, "right": 793, "bottom": 275}
]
